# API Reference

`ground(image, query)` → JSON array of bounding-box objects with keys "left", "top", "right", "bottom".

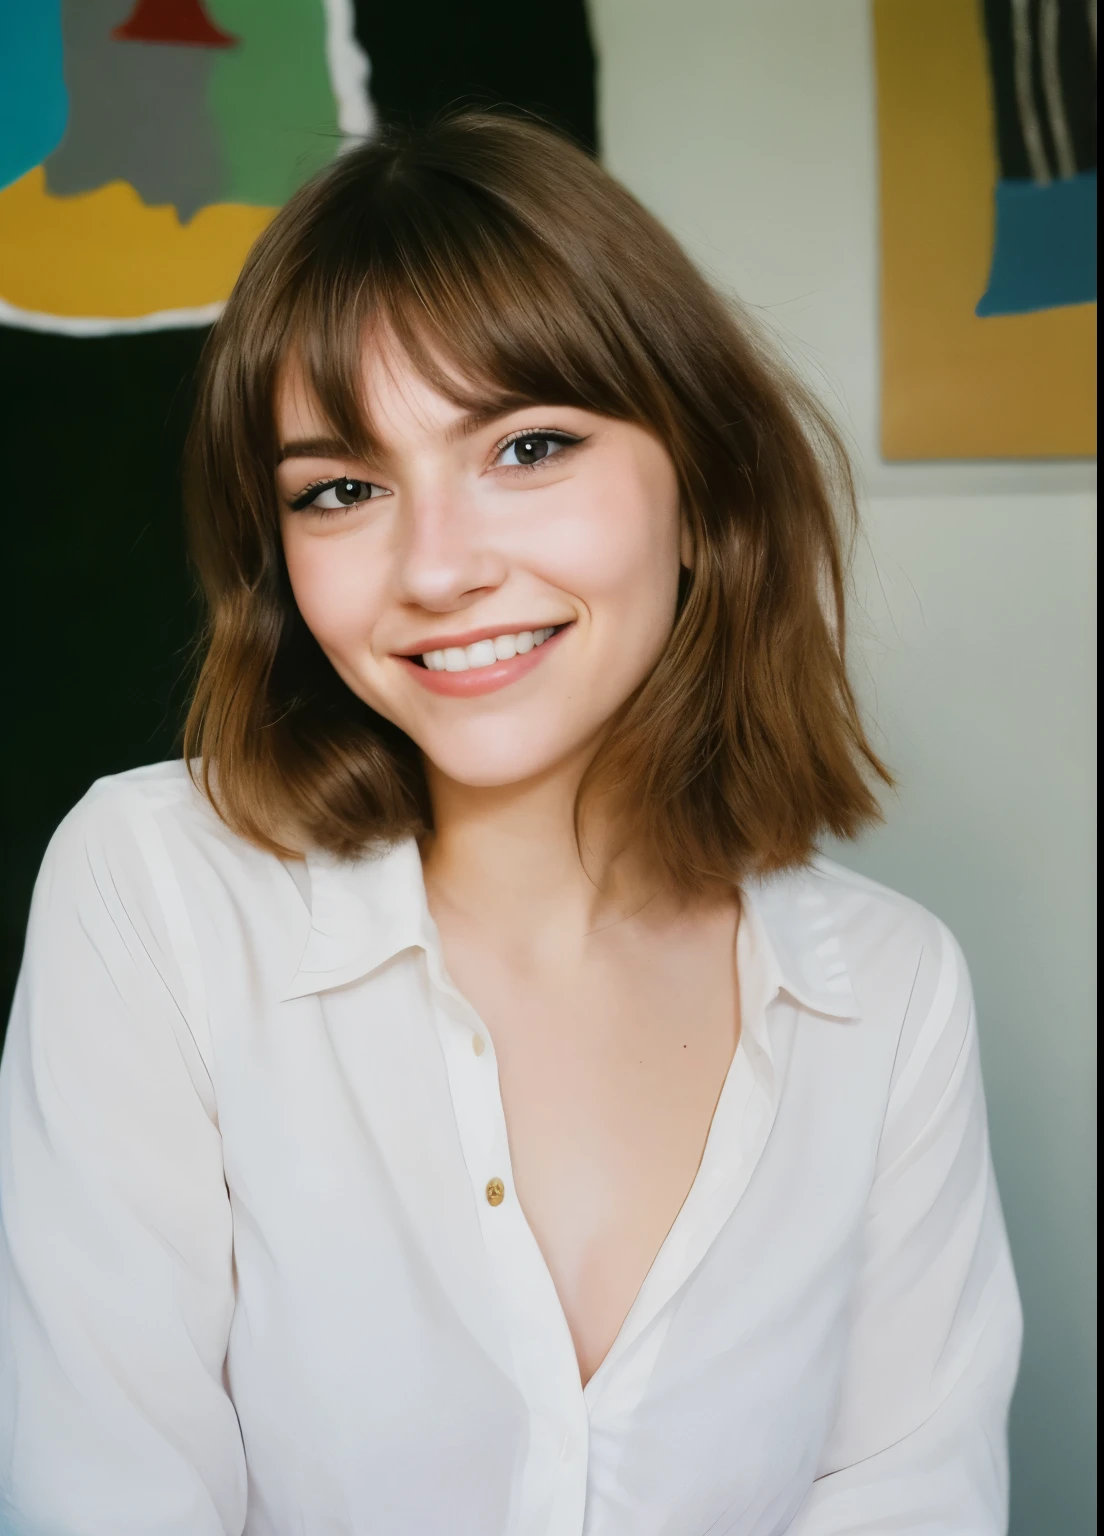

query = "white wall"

[{"left": 590, "top": 2, "right": 1097, "bottom": 1531}]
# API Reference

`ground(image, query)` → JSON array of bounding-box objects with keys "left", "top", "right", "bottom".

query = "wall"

[{"left": 589, "top": 1, "right": 1097, "bottom": 1531}]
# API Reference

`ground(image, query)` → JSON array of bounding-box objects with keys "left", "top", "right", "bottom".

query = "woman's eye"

[
  {"left": 292, "top": 478, "right": 387, "bottom": 513},
  {"left": 494, "top": 431, "right": 579, "bottom": 469}
]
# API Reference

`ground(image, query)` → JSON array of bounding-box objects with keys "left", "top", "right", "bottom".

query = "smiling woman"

[
  {"left": 0, "top": 112, "right": 1022, "bottom": 1536},
  {"left": 183, "top": 110, "right": 886, "bottom": 872},
  {"left": 272, "top": 334, "right": 687, "bottom": 790}
]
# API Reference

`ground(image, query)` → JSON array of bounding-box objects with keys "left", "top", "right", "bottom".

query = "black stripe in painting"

[
  {"left": 981, "top": 0, "right": 1097, "bottom": 183},
  {"left": 353, "top": 0, "right": 598, "bottom": 153}
]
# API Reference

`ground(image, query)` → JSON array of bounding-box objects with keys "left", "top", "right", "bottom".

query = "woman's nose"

[{"left": 393, "top": 486, "right": 508, "bottom": 612}]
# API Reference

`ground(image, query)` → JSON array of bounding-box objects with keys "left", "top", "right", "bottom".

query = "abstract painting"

[
  {"left": 874, "top": 0, "right": 1096, "bottom": 460},
  {"left": 0, "top": 0, "right": 371, "bottom": 331},
  {"left": 975, "top": 0, "right": 1096, "bottom": 316}
]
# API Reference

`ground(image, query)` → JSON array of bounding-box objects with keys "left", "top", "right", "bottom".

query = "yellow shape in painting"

[
  {"left": 874, "top": 0, "right": 1096, "bottom": 460},
  {"left": 0, "top": 168, "right": 276, "bottom": 321}
]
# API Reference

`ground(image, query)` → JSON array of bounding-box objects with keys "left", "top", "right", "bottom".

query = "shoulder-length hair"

[{"left": 183, "top": 110, "right": 890, "bottom": 890}]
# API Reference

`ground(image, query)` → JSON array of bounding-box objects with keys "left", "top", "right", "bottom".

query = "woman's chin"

[
  {"left": 421, "top": 751, "right": 566, "bottom": 792},
  {"left": 413, "top": 724, "right": 597, "bottom": 793}
]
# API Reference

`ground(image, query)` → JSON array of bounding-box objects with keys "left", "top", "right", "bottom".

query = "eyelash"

[
  {"left": 492, "top": 427, "right": 584, "bottom": 468},
  {"left": 287, "top": 477, "right": 379, "bottom": 514},
  {"left": 286, "top": 428, "right": 584, "bottom": 514}
]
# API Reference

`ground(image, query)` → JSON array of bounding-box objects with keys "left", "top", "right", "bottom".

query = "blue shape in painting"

[
  {"left": 977, "top": 171, "right": 1097, "bottom": 317},
  {"left": 0, "top": 1, "right": 69, "bottom": 191}
]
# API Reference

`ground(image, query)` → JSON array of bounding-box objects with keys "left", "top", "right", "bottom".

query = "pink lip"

[
  {"left": 396, "top": 624, "right": 572, "bottom": 697},
  {"left": 395, "top": 620, "right": 568, "bottom": 656}
]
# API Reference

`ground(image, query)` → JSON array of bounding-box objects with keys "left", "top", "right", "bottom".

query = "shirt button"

[
  {"left": 471, "top": 1034, "right": 486, "bottom": 1057},
  {"left": 485, "top": 1177, "right": 506, "bottom": 1206}
]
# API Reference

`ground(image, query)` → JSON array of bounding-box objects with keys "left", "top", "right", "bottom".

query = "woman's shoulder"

[
  {"left": 754, "top": 851, "right": 957, "bottom": 952},
  {"left": 41, "top": 758, "right": 285, "bottom": 904},
  {"left": 69, "top": 757, "right": 199, "bottom": 814},
  {"left": 32, "top": 762, "right": 312, "bottom": 1021},
  {"left": 810, "top": 853, "right": 952, "bottom": 940},
  {"left": 50, "top": 759, "right": 222, "bottom": 852},
  {"left": 747, "top": 853, "right": 971, "bottom": 1030}
]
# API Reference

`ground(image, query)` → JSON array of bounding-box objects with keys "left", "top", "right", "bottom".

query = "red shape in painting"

[{"left": 112, "top": 0, "right": 239, "bottom": 47}]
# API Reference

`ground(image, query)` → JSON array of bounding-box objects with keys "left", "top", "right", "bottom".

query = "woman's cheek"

[
  {"left": 542, "top": 510, "right": 678, "bottom": 632},
  {"left": 538, "top": 449, "right": 680, "bottom": 596},
  {"left": 285, "top": 534, "right": 384, "bottom": 656},
  {"left": 521, "top": 493, "right": 648, "bottom": 598}
]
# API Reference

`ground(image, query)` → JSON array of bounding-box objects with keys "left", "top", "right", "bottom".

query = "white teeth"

[
  {"left": 419, "top": 625, "right": 560, "bottom": 671},
  {"left": 466, "top": 639, "right": 497, "bottom": 669}
]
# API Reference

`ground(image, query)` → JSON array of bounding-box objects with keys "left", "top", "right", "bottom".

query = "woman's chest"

[
  {"left": 434, "top": 918, "right": 744, "bottom": 1384},
  {"left": 210, "top": 939, "right": 887, "bottom": 1341},
  {"left": 208, "top": 962, "right": 890, "bottom": 1531},
  {"left": 487, "top": 997, "right": 742, "bottom": 1380}
]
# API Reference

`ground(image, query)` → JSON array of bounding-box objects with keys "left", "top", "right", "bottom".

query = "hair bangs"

[{"left": 277, "top": 172, "right": 656, "bottom": 476}]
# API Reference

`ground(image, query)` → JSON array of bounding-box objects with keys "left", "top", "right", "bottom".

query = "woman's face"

[{"left": 276, "top": 344, "right": 686, "bottom": 790}]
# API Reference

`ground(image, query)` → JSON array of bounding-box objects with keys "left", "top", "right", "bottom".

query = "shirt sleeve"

[
  {"left": 788, "top": 918, "right": 1023, "bottom": 1536},
  {"left": 0, "top": 786, "right": 247, "bottom": 1534}
]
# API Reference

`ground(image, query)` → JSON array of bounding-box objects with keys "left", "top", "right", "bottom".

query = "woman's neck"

[{"left": 419, "top": 749, "right": 663, "bottom": 960}]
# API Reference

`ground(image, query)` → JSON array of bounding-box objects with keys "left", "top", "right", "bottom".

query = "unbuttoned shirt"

[{"left": 0, "top": 762, "right": 1022, "bottom": 1535}]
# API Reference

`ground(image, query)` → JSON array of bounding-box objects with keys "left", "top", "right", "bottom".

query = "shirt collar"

[
  {"left": 740, "top": 862, "right": 862, "bottom": 1021},
  {"left": 281, "top": 839, "right": 860, "bottom": 1022},
  {"left": 282, "top": 836, "right": 434, "bottom": 1001}
]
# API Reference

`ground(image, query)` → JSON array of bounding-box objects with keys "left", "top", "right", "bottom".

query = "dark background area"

[
  {"left": 3, "top": 327, "right": 205, "bottom": 1024},
  {"left": 1, "top": 0, "right": 597, "bottom": 1039}
]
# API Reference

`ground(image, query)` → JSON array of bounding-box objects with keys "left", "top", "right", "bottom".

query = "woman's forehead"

[{"left": 273, "top": 326, "right": 562, "bottom": 460}]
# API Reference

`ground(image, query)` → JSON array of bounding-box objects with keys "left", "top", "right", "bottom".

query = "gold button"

[
  {"left": 472, "top": 1034, "right": 485, "bottom": 1057},
  {"left": 485, "top": 1177, "right": 505, "bottom": 1206}
]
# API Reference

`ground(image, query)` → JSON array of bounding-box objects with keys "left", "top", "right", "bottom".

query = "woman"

[{"left": 0, "top": 114, "right": 1021, "bottom": 1534}]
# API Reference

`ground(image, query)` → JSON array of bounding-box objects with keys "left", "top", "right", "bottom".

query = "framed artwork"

[
  {"left": 0, "top": 0, "right": 372, "bottom": 333},
  {"left": 873, "top": 0, "right": 1096, "bottom": 460},
  {"left": 0, "top": 0, "right": 596, "bottom": 334}
]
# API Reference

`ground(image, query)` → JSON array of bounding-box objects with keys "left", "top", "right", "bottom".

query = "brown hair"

[{"left": 183, "top": 110, "right": 890, "bottom": 889}]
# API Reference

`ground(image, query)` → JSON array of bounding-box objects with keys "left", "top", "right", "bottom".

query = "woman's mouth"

[{"left": 395, "top": 623, "right": 572, "bottom": 697}]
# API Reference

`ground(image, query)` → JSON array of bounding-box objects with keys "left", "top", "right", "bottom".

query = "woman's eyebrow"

[
  {"left": 277, "top": 406, "right": 553, "bottom": 462},
  {"left": 444, "top": 407, "right": 510, "bottom": 443},
  {"left": 276, "top": 435, "right": 356, "bottom": 464},
  {"left": 443, "top": 401, "right": 551, "bottom": 444}
]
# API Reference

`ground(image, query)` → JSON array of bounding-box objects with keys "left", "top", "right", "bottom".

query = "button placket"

[
  {"left": 464, "top": 1028, "right": 508, "bottom": 1207},
  {"left": 428, "top": 983, "right": 588, "bottom": 1535}
]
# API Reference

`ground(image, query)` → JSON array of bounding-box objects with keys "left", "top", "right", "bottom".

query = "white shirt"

[{"left": 0, "top": 761, "right": 1022, "bottom": 1536}]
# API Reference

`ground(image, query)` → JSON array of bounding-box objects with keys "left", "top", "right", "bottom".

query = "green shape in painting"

[{"left": 206, "top": 0, "right": 340, "bottom": 207}]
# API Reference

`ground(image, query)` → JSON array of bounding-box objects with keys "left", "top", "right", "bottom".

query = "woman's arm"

[
  {"left": 789, "top": 920, "right": 1023, "bottom": 1535},
  {"left": 0, "top": 785, "right": 247, "bottom": 1534}
]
